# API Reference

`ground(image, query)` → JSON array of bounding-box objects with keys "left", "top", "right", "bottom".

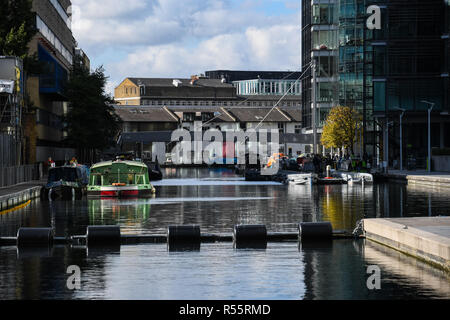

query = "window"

[
  {"left": 183, "top": 113, "right": 195, "bottom": 122},
  {"left": 312, "top": 30, "right": 337, "bottom": 50},
  {"left": 373, "top": 46, "right": 386, "bottom": 76},
  {"left": 202, "top": 112, "right": 214, "bottom": 122},
  {"left": 312, "top": 4, "right": 336, "bottom": 25},
  {"left": 278, "top": 123, "right": 285, "bottom": 134},
  {"left": 295, "top": 125, "right": 301, "bottom": 134},
  {"left": 374, "top": 81, "right": 386, "bottom": 111},
  {"left": 36, "top": 15, "right": 73, "bottom": 64}
]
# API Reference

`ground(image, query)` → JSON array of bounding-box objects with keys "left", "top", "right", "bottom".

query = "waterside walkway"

[
  {"left": 363, "top": 217, "right": 450, "bottom": 273},
  {"left": 376, "top": 170, "right": 450, "bottom": 188},
  {"left": 0, "top": 180, "right": 45, "bottom": 213}
]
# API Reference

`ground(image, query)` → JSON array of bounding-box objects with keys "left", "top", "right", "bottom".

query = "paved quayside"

[
  {"left": 376, "top": 170, "right": 450, "bottom": 188},
  {"left": 363, "top": 217, "right": 450, "bottom": 273},
  {"left": 0, "top": 180, "right": 45, "bottom": 213}
]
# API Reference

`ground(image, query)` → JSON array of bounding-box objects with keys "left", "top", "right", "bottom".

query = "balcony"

[{"left": 38, "top": 44, "right": 68, "bottom": 101}]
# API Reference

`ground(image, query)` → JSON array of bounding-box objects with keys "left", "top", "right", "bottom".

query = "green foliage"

[
  {"left": 0, "top": 0, "right": 36, "bottom": 59},
  {"left": 321, "top": 106, "right": 362, "bottom": 152},
  {"left": 64, "top": 57, "right": 122, "bottom": 153}
]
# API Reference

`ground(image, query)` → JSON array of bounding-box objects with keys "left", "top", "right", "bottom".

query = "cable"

[
  {"left": 253, "top": 62, "right": 311, "bottom": 131},
  {"left": 200, "top": 63, "right": 313, "bottom": 129}
]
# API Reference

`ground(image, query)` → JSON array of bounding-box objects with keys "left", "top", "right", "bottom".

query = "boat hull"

[
  {"left": 87, "top": 186, "right": 155, "bottom": 198},
  {"left": 41, "top": 185, "right": 83, "bottom": 201}
]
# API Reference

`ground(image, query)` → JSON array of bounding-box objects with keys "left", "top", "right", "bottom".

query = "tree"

[
  {"left": 0, "top": 0, "right": 36, "bottom": 59},
  {"left": 64, "top": 57, "right": 122, "bottom": 163},
  {"left": 321, "top": 106, "right": 362, "bottom": 154}
]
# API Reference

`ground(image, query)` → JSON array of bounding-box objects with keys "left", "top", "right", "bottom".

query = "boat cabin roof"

[
  {"left": 47, "top": 166, "right": 88, "bottom": 183},
  {"left": 90, "top": 160, "right": 148, "bottom": 171}
]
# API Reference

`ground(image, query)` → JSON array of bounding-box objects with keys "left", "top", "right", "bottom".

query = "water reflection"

[
  {"left": 0, "top": 168, "right": 449, "bottom": 299},
  {"left": 88, "top": 199, "right": 151, "bottom": 234},
  {"left": 1, "top": 239, "right": 448, "bottom": 300},
  {"left": 363, "top": 240, "right": 450, "bottom": 298}
]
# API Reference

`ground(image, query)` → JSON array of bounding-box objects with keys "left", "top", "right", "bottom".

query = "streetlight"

[
  {"left": 312, "top": 59, "right": 317, "bottom": 155},
  {"left": 393, "top": 107, "right": 406, "bottom": 171},
  {"left": 385, "top": 121, "right": 393, "bottom": 173},
  {"left": 421, "top": 101, "right": 434, "bottom": 172}
]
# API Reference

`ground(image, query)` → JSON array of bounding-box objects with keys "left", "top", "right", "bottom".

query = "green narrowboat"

[{"left": 87, "top": 160, "right": 156, "bottom": 198}]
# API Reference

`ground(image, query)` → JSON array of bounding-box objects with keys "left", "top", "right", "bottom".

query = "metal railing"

[{"left": 0, "top": 164, "right": 42, "bottom": 188}]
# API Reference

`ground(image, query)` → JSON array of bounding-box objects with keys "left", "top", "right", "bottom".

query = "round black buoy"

[
  {"left": 299, "top": 222, "right": 332, "bottom": 240},
  {"left": 16, "top": 228, "right": 53, "bottom": 247},
  {"left": 167, "top": 225, "right": 201, "bottom": 251},
  {"left": 233, "top": 224, "right": 267, "bottom": 249},
  {"left": 86, "top": 226, "right": 121, "bottom": 246}
]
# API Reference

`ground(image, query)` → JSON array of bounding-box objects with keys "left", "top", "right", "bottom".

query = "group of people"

[
  {"left": 299, "top": 153, "right": 372, "bottom": 174},
  {"left": 46, "top": 156, "right": 79, "bottom": 170}
]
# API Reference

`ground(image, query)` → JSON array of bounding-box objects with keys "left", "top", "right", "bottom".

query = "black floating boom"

[
  {"left": 167, "top": 225, "right": 201, "bottom": 243},
  {"left": 0, "top": 222, "right": 349, "bottom": 250},
  {"left": 16, "top": 228, "right": 53, "bottom": 247},
  {"left": 233, "top": 224, "right": 267, "bottom": 249},
  {"left": 299, "top": 222, "right": 333, "bottom": 240},
  {"left": 167, "top": 225, "right": 201, "bottom": 251},
  {"left": 86, "top": 226, "right": 121, "bottom": 246}
]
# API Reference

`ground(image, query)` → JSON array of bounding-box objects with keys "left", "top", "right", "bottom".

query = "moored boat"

[
  {"left": 41, "top": 165, "right": 89, "bottom": 200},
  {"left": 87, "top": 160, "right": 156, "bottom": 198},
  {"left": 287, "top": 173, "right": 315, "bottom": 185}
]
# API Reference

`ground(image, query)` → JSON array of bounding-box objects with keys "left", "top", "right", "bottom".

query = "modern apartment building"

[
  {"left": 25, "top": 0, "right": 78, "bottom": 164},
  {"left": 301, "top": 0, "right": 450, "bottom": 168}
]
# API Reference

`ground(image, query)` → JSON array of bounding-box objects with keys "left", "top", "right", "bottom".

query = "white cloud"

[
  {"left": 108, "top": 24, "right": 300, "bottom": 85},
  {"left": 71, "top": 0, "right": 301, "bottom": 94}
]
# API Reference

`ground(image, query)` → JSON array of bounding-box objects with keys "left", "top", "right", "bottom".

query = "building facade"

[
  {"left": 233, "top": 78, "right": 301, "bottom": 96},
  {"left": 114, "top": 73, "right": 308, "bottom": 162},
  {"left": 25, "top": 0, "right": 78, "bottom": 164},
  {"left": 301, "top": 0, "right": 450, "bottom": 168},
  {"left": 115, "top": 105, "right": 307, "bottom": 163},
  {"left": 370, "top": 0, "right": 450, "bottom": 169},
  {"left": 205, "top": 70, "right": 302, "bottom": 82}
]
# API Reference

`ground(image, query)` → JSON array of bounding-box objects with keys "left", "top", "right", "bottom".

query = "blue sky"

[{"left": 71, "top": 0, "right": 301, "bottom": 95}]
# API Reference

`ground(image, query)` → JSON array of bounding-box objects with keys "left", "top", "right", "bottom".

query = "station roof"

[
  {"left": 113, "top": 106, "right": 179, "bottom": 122},
  {"left": 227, "top": 107, "right": 292, "bottom": 122},
  {"left": 127, "top": 77, "right": 234, "bottom": 89}
]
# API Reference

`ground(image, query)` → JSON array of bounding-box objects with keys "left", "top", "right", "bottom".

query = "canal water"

[{"left": 0, "top": 168, "right": 449, "bottom": 299}]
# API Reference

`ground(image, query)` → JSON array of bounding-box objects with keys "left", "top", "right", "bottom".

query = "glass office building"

[
  {"left": 233, "top": 79, "right": 301, "bottom": 96},
  {"left": 302, "top": 0, "right": 339, "bottom": 132},
  {"left": 301, "top": 0, "right": 450, "bottom": 166}
]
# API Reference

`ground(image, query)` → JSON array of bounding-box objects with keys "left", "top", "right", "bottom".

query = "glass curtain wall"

[
  {"left": 338, "top": 0, "right": 377, "bottom": 157},
  {"left": 311, "top": 0, "right": 339, "bottom": 128}
]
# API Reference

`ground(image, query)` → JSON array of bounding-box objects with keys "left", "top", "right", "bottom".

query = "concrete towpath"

[
  {"left": 376, "top": 170, "right": 450, "bottom": 188},
  {"left": 363, "top": 217, "right": 450, "bottom": 273},
  {"left": 0, "top": 179, "right": 46, "bottom": 212}
]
